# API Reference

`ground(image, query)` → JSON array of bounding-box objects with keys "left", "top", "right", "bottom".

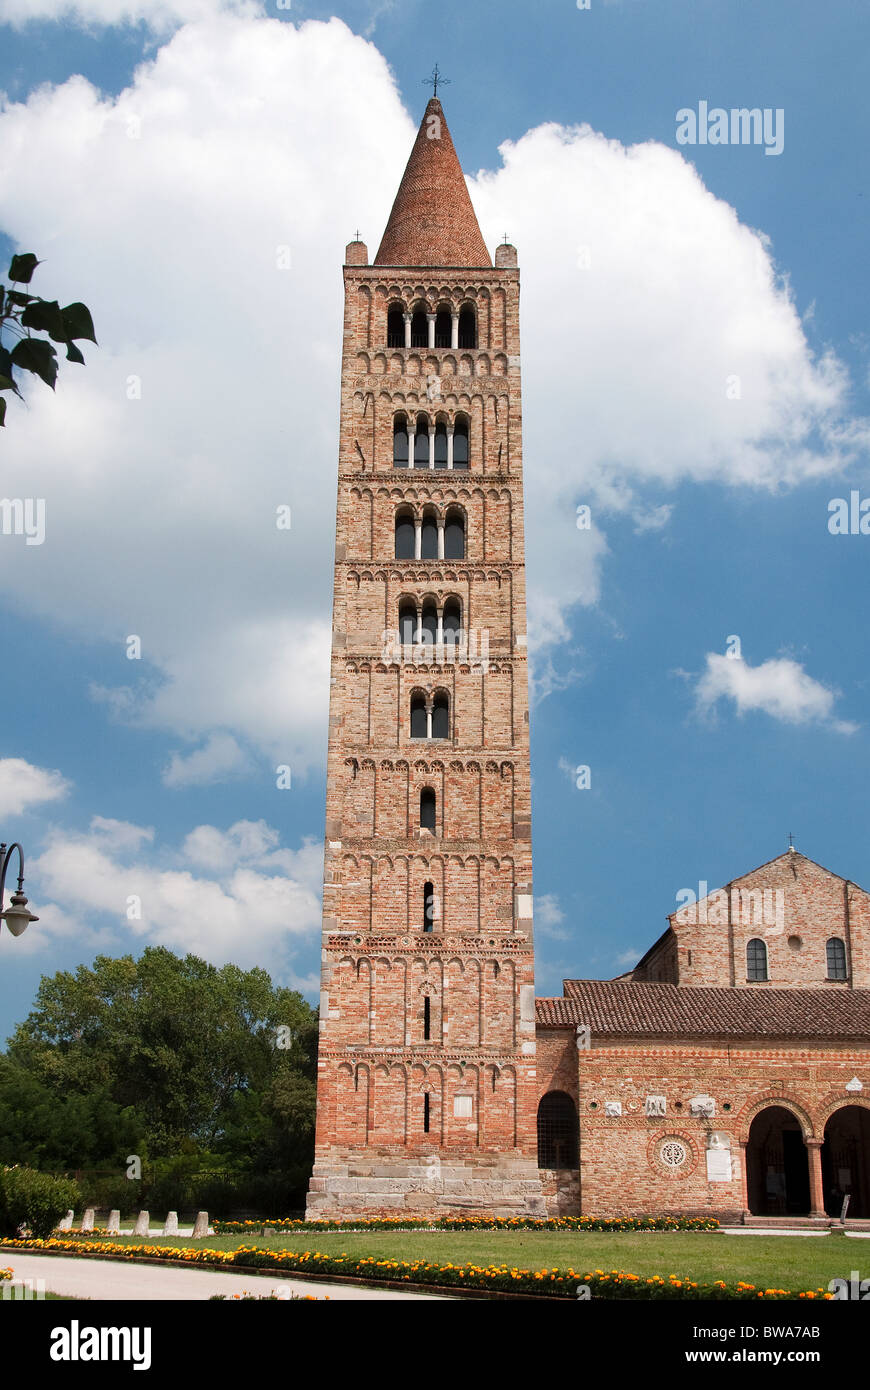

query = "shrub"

[{"left": 0, "top": 1166, "right": 80, "bottom": 1240}]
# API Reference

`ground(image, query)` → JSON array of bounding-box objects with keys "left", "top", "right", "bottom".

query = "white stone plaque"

[
  {"left": 706, "top": 1149, "right": 732, "bottom": 1182},
  {"left": 604, "top": 1101, "right": 622, "bottom": 1117},
  {"left": 645, "top": 1095, "right": 666, "bottom": 1117}
]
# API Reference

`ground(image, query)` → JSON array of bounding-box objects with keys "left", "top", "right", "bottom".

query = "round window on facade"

[{"left": 659, "top": 1139, "right": 687, "bottom": 1169}]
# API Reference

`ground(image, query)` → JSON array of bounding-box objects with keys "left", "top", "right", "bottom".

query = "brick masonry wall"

[
  {"left": 307, "top": 241, "right": 544, "bottom": 1218},
  {"left": 536, "top": 1031, "right": 870, "bottom": 1218},
  {"left": 669, "top": 853, "right": 870, "bottom": 989}
]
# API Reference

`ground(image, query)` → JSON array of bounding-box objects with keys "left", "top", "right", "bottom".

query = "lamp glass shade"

[{"left": 1, "top": 891, "right": 38, "bottom": 937}]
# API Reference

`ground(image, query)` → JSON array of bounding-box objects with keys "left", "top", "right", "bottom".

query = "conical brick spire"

[{"left": 374, "top": 98, "right": 491, "bottom": 268}]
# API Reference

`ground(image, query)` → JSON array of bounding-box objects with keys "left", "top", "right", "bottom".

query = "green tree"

[
  {"left": 4, "top": 947, "right": 318, "bottom": 1169},
  {"left": 0, "top": 253, "right": 97, "bottom": 426},
  {"left": 0, "top": 1055, "right": 144, "bottom": 1169}
]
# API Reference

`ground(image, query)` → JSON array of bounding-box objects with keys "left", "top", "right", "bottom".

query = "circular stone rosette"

[{"left": 647, "top": 1131, "right": 699, "bottom": 1178}]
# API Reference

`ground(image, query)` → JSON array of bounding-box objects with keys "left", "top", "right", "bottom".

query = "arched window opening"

[
  {"left": 434, "top": 421, "right": 448, "bottom": 468},
  {"left": 421, "top": 602, "right": 437, "bottom": 646},
  {"left": 414, "top": 415, "right": 431, "bottom": 468},
  {"left": 423, "top": 881, "right": 435, "bottom": 933},
  {"left": 747, "top": 937, "right": 768, "bottom": 982},
  {"left": 410, "top": 695, "right": 428, "bottom": 740},
  {"left": 431, "top": 693, "right": 449, "bottom": 740},
  {"left": 458, "top": 305, "right": 476, "bottom": 349},
  {"left": 434, "top": 308, "right": 451, "bottom": 348},
  {"left": 410, "top": 309, "right": 428, "bottom": 348},
  {"left": 453, "top": 417, "right": 469, "bottom": 469},
  {"left": 423, "top": 1092, "right": 431, "bottom": 1131},
  {"left": 827, "top": 937, "right": 848, "bottom": 980},
  {"left": 537, "top": 1091, "right": 578, "bottom": 1168},
  {"left": 420, "top": 514, "right": 438, "bottom": 559},
  {"left": 399, "top": 600, "right": 417, "bottom": 646},
  {"left": 395, "top": 512, "right": 415, "bottom": 560},
  {"left": 443, "top": 599, "right": 462, "bottom": 647},
  {"left": 387, "top": 306, "right": 404, "bottom": 349},
  {"left": 420, "top": 787, "right": 436, "bottom": 832},
  {"left": 423, "top": 995, "right": 431, "bottom": 1040},
  {"left": 444, "top": 510, "right": 465, "bottom": 560},
  {"left": 393, "top": 414, "right": 409, "bottom": 467}
]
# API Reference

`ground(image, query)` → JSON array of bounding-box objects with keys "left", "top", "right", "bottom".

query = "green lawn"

[{"left": 51, "top": 1229, "right": 865, "bottom": 1292}]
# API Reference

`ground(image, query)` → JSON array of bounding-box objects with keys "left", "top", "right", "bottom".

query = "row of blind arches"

[
  {"left": 387, "top": 304, "right": 477, "bottom": 351},
  {"left": 394, "top": 414, "right": 470, "bottom": 469},
  {"left": 746, "top": 936, "right": 848, "bottom": 981},
  {"left": 395, "top": 509, "right": 465, "bottom": 560}
]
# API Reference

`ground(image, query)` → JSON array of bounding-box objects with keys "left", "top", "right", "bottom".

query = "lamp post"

[{"left": 0, "top": 842, "right": 38, "bottom": 940}]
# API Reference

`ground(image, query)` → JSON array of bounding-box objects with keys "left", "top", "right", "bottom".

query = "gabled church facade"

[
  {"left": 305, "top": 98, "right": 870, "bottom": 1223},
  {"left": 537, "top": 849, "right": 870, "bottom": 1222}
]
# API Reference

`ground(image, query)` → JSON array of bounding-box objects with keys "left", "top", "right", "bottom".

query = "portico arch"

[
  {"left": 822, "top": 1105, "right": 870, "bottom": 1218},
  {"left": 745, "top": 1104, "right": 811, "bottom": 1216}
]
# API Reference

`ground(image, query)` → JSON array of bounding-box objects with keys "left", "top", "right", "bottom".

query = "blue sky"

[{"left": 1, "top": 0, "right": 869, "bottom": 1040}]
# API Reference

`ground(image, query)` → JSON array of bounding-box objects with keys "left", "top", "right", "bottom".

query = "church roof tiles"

[{"left": 536, "top": 979, "right": 870, "bottom": 1041}]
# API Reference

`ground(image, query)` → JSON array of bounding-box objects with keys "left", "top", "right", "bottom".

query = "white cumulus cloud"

[
  {"left": 0, "top": 759, "right": 71, "bottom": 816},
  {"left": 694, "top": 652, "right": 857, "bottom": 733},
  {"left": 29, "top": 814, "right": 323, "bottom": 979},
  {"left": 0, "top": 16, "right": 865, "bottom": 776},
  {"left": 163, "top": 731, "right": 249, "bottom": 788},
  {"left": 0, "top": 0, "right": 261, "bottom": 31}
]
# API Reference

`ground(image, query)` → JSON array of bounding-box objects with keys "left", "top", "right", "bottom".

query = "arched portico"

[
  {"left": 822, "top": 1105, "right": 870, "bottom": 1218},
  {"left": 745, "top": 1105, "right": 813, "bottom": 1216}
]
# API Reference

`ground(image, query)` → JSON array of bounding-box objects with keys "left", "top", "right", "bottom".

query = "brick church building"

[{"left": 305, "top": 97, "right": 870, "bottom": 1223}]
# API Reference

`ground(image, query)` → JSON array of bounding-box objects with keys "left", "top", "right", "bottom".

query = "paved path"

[
  {"left": 3, "top": 1254, "right": 451, "bottom": 1301},
  {"left": 719, "top": 1226, "right": 870, "bottom": 1238}
]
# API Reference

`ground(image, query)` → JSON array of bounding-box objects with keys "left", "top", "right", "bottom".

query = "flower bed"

[
  {"left": 0, "top": 1237, "right": 831, "bottom": 1300},
  {"left": 212, "top": 1215, "right": 720, "bottom": 1235},
  {"left": 0, "top": 1267, "right": 11, "bottom": 1282}
]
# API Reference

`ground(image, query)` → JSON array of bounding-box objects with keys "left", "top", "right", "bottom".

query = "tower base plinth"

[{"left": 305, "top": 1149, "right": 547, "bottom": 1221}]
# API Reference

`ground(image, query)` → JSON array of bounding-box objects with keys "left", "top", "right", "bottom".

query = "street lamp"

[{"left": 0, "top": 842, "right": 38, "bottom": 939}]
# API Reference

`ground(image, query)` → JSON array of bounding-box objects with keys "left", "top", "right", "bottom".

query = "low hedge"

[
  {"left": 0, "top": 1237, "right": 832, "bottom": 1300},
  {"left": 0, "top": 1167, "right": 80, "bottom": 1240},
  {"left": 213, "top": 1215, "right": 721, "bottom": 1234}
]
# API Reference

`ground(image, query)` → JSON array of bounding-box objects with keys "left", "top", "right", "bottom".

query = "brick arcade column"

[
  {"left": 806, "top": 1138, "right": 826, "bottom": 1219},
  {"left": 738, "top": 1139, "right": 751, "bottom": 1221}
]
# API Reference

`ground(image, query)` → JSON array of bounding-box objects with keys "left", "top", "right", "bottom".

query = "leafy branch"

[{"left": 0, "top": 253, "right": 97, "bottom": 428}]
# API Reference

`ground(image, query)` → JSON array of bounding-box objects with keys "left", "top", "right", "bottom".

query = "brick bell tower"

[{"left": 306, "top": 96, "right": 545, "bottom": 1218}]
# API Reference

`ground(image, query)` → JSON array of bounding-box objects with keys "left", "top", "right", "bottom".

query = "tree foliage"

[
  {"left": 2, "top": 948, "right": 318, "bottom": 1186},
  {"left": 0, "top": 253, "right": 97, "bottom": 426}
]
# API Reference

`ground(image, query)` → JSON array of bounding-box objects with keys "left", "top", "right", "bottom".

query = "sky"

[{"left": 1, "top": 0, "right": 869, "bottom": 1041}]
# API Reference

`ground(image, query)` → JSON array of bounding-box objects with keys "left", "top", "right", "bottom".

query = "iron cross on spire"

[
  {"left": 423, "top": 64, "right": 451, "bottom": 98},
  {"left": 788, "top": 831, "right": 795, "bottom": 848}
]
